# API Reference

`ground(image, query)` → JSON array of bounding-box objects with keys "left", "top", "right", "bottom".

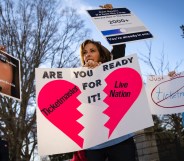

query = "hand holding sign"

[
  {"left": 99, "top": 4, "right": 113, "bottom": 9},
  {"left": 0, "top": 45, "right": 6, "bottom": 52}
]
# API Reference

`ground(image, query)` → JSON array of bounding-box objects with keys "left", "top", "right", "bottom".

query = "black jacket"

[
  {"left": 111, "top": 44, "right": 126, "bottom": 60},
  {"left": 0, "top": 139, "right": 9, "bottom": 161}
]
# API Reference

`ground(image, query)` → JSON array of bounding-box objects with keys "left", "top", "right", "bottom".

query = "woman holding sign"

[
  {"left": 79, "top": 40, "right": 136, "bottom": 161},
  {"left": 71, "top": 4, "right": 136, "bottom": 161}
]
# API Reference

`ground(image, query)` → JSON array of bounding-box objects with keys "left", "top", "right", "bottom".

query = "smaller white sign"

[
  {"left": 146, "top": 72, "right": 184, "bottom": 114},
  {"left": 87, "top": 8, "right": 153, "bottom": 45}
]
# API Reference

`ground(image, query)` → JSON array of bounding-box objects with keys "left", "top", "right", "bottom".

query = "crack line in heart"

[
  {"left": 103, "top": 68, "right": 142, "bottom": 138},
  {"left": 38, "top": 80, "right": 84, "bottom": 148}
]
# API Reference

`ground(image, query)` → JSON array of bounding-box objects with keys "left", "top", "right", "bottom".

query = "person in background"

[
  {"left": 99, "top": 4, "right": 113, "bottom": 9},
  {"left": 0, "top": 137, "right": 9, "bottom": 161}
]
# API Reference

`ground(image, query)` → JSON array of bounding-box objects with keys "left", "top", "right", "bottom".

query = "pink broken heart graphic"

[
  {"left": 38, "top": 80, "right": 84, "bottom": 148},
  {"left": 103, "top": 67, "right": 142, "bottom": 138}
]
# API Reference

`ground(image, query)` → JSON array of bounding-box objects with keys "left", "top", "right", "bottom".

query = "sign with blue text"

[
  {"left": 87, "top": 8, "right": 153, "bottom": 45},
  {"left": 146, "top": 72, "right": 184, "bottom": 114}
]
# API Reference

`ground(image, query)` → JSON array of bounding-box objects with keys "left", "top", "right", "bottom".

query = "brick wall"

[
  {"left": 134, "top": 129, "right": 160, "bottom": 161},
  {"left": 134, "top": 128, "right": 184, "bottom": 161}
]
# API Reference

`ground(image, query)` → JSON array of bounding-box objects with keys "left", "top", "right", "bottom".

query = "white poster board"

[
  {"left": 36, "top": 54, "right": 153, "bottom": 155},
  {"left": 146, "top": 72, "right": 184, "bottom": 114},
  {"left": 87, "top": 8, "right": 153, "bottom": 45}
]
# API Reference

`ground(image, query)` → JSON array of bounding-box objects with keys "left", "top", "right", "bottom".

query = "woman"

[
  {"left": 71, "top": 3, "right": 136, "bottom": 161},
  {"left": 79, "top": 39, "right": 136, "bottom": 161}
]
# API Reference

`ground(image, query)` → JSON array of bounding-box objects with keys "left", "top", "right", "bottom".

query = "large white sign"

[
  {"left": 87, "top": 8, "right": 153, "bottom": 45},
  {"left": 36, "top": 54, "right": 153, "bottom": 155},
  {"left": 146, "top": 72, "right": 184, "bottom": 114}
]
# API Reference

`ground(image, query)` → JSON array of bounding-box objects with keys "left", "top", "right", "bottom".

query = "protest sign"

[
  {"left": 36, "top": 54, "right": 153, "bottom": 155},
  {"left": 182, "top": 113, "right": 184, "bottom": 127},
  {"left": 87, "top": 8, "right": 153, "bottom": 45},
  {"left": 0, "top": 50, "right": 21, "bottom": 101},
  {"left": 146, "top": 72, "right": 184, "bottom": 114}
]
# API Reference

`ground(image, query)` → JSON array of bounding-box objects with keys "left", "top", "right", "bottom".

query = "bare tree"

[{"left": 0, "top": 0, "right": 90, "bottom": 160}]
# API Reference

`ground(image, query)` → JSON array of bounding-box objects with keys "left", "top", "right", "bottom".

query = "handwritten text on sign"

[{"left": 146, "top": 72, "right": 184, "bottom": 115}]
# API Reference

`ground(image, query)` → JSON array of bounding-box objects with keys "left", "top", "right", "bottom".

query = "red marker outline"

[{"left": 151, "top": 76, "right": 184, "bottom": 108}]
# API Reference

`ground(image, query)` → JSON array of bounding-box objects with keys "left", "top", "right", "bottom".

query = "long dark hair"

[{"left": 80, "top": 39, "right": 111, "bottom": 65}]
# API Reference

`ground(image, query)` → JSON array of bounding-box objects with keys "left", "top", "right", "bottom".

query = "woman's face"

[
  {"left": 83, "top": 43, "right": 101, "bottom": 64},
  {"left": 0, "top": 53, "right": 13, "bottom": 95}
]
